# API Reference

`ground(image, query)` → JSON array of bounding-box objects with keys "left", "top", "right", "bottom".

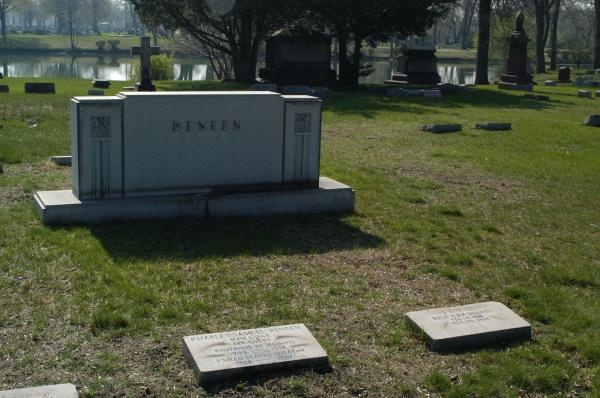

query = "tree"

[
  {"left": 48, "top": 0, "right": 83, "bottom": 49},
  {"left": 476, "top": 0, "right": 492, "bottom": 84},
  {"left": 130, "top": 0, "right": 298, "bottom": 82},
  {"left": 532, "top": 0, "right": 557, "bottom": 73},
  {"left": 0, "top": 0, "right": 14, "bottom": 39},
  {"left": 305, "top": 0, "right": 456, "bottom": 85},
  {"left": 549, "top": 0, "right": 561, "bottom": 70},
  {"left": 595, "top": 0, "right": 600, "bottom": 68}
]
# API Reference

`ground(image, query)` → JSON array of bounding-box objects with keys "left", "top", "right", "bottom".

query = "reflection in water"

[
  {"left": 359, "top": 60, "right": 499, "bottom": 85},
  {"left": 0, "top": 55, "right": 499, "bottom": 85}
]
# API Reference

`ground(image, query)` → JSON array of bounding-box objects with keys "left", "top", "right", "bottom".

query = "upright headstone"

[
  {"left": 259, "top": 30, "right": 336, "bottom": 86},
  {"left": 24, "top": 82, "right": 56, "bottom": 94},
  {"left": 34, "top": 91, "right": 355, "bottom": 224},
  {"left": 131, "top": 37, "right": 160, "bottom": 92},
  {"left": 0, "top": 85, "right": 8, "bottom": 93},
  {"left": 183, "top": 324, "right": 329, "bottom": 386},
  {"left": 558, "top": 67, "right": 571, "bottom": 83},
  {"left": 405, "top": 301, "right": 532, "bottom": 352},
  {"left": 498, "top": 12, "right": 532, "bottom": 91},
  {"left": 388, "top": 46, "right": 441, "bottom": 85},
  {"left": 0, "top": 384, "right": 78, "bottom": 398},
  {"left": 92, "top": 79, "right": 111, "bottom": 89}
]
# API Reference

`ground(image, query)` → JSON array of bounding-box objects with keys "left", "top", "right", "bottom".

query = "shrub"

[
  {"left": 95, "top": 40, "right": 106, "bottom": 51},
  {"left": 132, "top": 54, "right": 175, "bottom": 81}
]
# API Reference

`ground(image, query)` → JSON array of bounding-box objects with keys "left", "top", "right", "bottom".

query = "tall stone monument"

[
  {"left": 388, "top": 46, "right": 442, "bottom": 85},
  {"left": 498, "top": 12, "right": 533, "bottom": 91},
  {"left": 131, "top": 37, "right": 160, "bottom": 92},
  {"left": 259, "top": 30, "right": 336, "bottom": 86},
  {"left": 33, "top": 91, "right": 355, "bottom": 224}
]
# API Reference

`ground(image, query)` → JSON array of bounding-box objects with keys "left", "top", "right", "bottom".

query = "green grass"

[{"left": 0, "top": 74, "right": 599, "bottom": 397}]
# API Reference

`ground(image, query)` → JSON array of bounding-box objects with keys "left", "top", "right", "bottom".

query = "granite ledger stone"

[
  {"left": 183, "top": 324, "right": 330, "bottom": 386},
  {"left": 405, "top": 301, "right": 531, "bottom": 352},
  {"left": 0, "top": 384, "right": 78, "bottom": 398},
  {"left": 34, "top": 91, "right": 354, "bottom": 224}
]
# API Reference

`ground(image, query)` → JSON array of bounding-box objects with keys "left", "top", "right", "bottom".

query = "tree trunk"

[
  {"left": 92, "top": 0, "right": 100, "bottom": 35},
  {"left": 595, "top": 0, "right": 600, "bottom": 68},
  {"left": 535, "top": 2, "right": 547, "bottom": 73},
  {"left": 461, "top": 0, "right": 475, "bottom": 49},
  {"left": 349, "top": 36, "right": 363, "bottom": 86},
  {"left": 0, "top": 9, "right": 7, "bottom": 39},
  {"left": 475, "top": 0, "right": 491, "bottom": 84},
  {"left": 337, "top": 33, "right": 352, "bottom": 85},
  {"left": 549, "top": 0, "right": 560, "bottom": 70}
]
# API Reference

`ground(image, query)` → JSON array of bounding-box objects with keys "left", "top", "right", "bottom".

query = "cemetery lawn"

[{"left": 1, "top": 76, "right": 599, "bottom": 397}]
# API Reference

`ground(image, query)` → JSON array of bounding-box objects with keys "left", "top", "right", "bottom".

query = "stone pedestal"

[
  {"left": 558, "top": 67, "right": 571, "bottom": 83},
  {"left": 389, "top": 47, "right": 441, "bottom": 85},
  {"left": 259, "top": 31, "right": 336, "bottom": 86}
]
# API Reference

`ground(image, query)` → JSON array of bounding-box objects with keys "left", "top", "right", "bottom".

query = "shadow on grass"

[
  {"left": 201, "top": 366, "right": 332, "bottom": 395},
  {"left": 88, "top": 213, "right": 384, "bottom": 261},
  {"left": 325, "top": 87, "right": 563, "bottom": 118},
  {"left": 157, "top": 80, "right": 249, "bottom": 91}
]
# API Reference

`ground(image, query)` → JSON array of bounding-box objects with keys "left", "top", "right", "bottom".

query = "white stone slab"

[
  {"left": 0, "top": 384, "right": 78, "bottom": 398},
  {"left": 34, "top": 177, "right": 354, "bottom": 225},
  {"left": 405, "top": 301, "right": 531, "bottom": 352},
  {"left": 183, "top": 324, "right": 329, "bottom": 386}
]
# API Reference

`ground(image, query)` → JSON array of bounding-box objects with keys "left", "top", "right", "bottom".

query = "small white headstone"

[
  {"left": 0, "top": 384, "right": 78, "bottom": 398},
  {"left": 405, "top": 301, "right": 531, "bottom": 352},
  {"left": 183, "top": 324, "right": 329, "bottom": 386}
]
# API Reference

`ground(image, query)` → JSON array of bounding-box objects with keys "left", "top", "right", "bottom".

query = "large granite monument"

[
  {"left": 259, "top": 30, "right": 336, "bottom": 86},
  {"left": 34, "top": 91, "right": 354, "bottom": 224},
  {"left": 387, "top": 46, "right": 441, "bottom": 85},
  {"left": 498, "top": 12, "right": 533, "bottom": 91}
]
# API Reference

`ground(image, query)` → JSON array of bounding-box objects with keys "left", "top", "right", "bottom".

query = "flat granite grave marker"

[
  {"left": 578, "top": 90, "right": 593, "bottom": 98},
  {"left": 87, "top": 89, "right": 104, "bottom": 96},
  {"left": 475, "top": 123, "right": 512, "bottom": 131},
  {"left": 584, "top": 115, "right": 600, "bottom": 127},
  {"left": 33, "top": 91, "right": 354, "bottom": 224},
  {"left": 405, "top": 301, "right": 532, "bottom": 352},
  {"left": 0, "top": 384, "right": 78, "bottom": 398},
  {"left": 422, "top": 124, "right": 462, "bottom": 134},
  {"left": 25, "top": 83, "right": 55, "bottom": 94},
  {"left": 183, "top": 324, "right": 330, "bottom": 386},
  {"left": 51, "top": 156, "right": 72, "bottom": 166}
]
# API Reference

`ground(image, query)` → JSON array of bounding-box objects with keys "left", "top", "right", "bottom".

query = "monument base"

[
  {"left": 34, "top": 177, "right": 354, "bottom": 225},
  {"left": 135, "top": 82, "right": 156, "bottom": 92},
  {"left": 497, "top": 81, "right": 533, "bottom": 92}
]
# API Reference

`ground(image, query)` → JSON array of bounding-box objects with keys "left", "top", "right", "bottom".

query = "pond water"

[{"left": 0, "top": 54, "right": 500, "bottom": 85}]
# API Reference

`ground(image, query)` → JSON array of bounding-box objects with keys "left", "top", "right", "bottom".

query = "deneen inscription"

[{"left": 172, "top": 120, "right": 241, "bottom": 133}]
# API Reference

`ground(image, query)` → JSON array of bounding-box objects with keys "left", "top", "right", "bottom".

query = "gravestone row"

[{"left": 0, "top": 302, "right": 531, "bottom": 395}]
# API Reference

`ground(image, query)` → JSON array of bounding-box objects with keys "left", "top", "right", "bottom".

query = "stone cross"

[{"left": 132, "top": 36, "right": 160, "bottom": 92}]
